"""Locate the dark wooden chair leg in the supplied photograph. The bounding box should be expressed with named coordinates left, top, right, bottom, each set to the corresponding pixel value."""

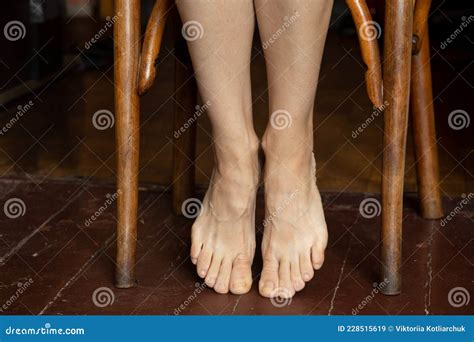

left=114, top=0, right=141, bottom=288
left=380, top=0, right=414, bottom=295
left=410, top=23, right=444, bottom=219
left=172, top=37, right=197, bottom=215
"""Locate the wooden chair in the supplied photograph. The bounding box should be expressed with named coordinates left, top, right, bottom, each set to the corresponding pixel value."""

left=113, top=0, right=443, bottom=295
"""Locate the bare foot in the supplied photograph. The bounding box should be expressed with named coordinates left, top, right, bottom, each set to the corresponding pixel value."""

left=191, top=142, right=259, bottom=294
left=259, top=152, right=327, bottom=298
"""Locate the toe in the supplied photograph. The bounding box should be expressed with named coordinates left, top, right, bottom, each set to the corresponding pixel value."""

left=259, top=256, right=279, bottom=297
left=214, top=258, right=232, bottom=294
left=190, top=241, right=203, bottom=265
left=205, top=255, right=222, bottom=288
left=229, top=254, right=252, bottom=295
left=299, top=252, right=314, bottom=282
left=311, top=245, right=325, bottom=270
left=278, top=260, right=295, bottom=298
left=196, top=247, right=212, bottom=278
left=291, top=260, right=305, bottom=292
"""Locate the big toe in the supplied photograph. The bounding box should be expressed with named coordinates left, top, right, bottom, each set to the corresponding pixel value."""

left=229, top=254, right=252, bottom=294
left=259, top=257, right=279, bottom=298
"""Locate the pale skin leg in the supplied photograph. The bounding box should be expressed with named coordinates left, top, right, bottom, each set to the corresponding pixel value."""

left=176, top=0, right=259, bottom=294
left=255, top=0, right=333, bottom=298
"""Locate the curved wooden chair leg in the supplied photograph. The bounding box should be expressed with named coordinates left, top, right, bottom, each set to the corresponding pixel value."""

left=346, top=0, right=383, bottom=108
left=380, top=0, right=414, bottom=295
left=138, top=0, right=172, bottom=95
left=412, top=0, right=432, bottom=54
left=114, top=0, right=141, bottom=288
left=172, top=36, right=197, bottom=215
left=410, top=23, right=444, bottom=219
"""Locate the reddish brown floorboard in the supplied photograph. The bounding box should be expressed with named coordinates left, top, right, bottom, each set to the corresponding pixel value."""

left=0, top=178, right=472, bottom=315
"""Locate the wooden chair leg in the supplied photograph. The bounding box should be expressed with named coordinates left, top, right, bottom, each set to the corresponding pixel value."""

left=114, top=0, right=141, bottom=288
left=410, top=24, right=444, bottom=219
left=380, top=0, right=414, bottom=295
left=172, top=37, right=197, bottom=215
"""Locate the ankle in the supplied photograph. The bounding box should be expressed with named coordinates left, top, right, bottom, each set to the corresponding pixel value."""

left=213, top=135, right=260, bottom=186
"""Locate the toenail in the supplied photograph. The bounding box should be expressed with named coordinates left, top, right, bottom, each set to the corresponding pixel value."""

left=191, top=258, right=197, bottom=264
left=303, top=273, right=311, bottom=281
left=216, top=283, right=226, bottom=292
left=232, top=281, right=247, bottom=289
left=199, top=270, right=206, bottom=277
left=263, top=281, right=274, bottom=290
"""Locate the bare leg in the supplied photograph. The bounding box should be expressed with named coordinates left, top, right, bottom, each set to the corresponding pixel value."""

left=176, top=0, right=258, bottom=294
left=255, top=0, right=333, bottom=298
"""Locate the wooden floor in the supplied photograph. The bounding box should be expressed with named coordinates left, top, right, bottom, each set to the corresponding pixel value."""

left=0, top=178, right=472, bottom=315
